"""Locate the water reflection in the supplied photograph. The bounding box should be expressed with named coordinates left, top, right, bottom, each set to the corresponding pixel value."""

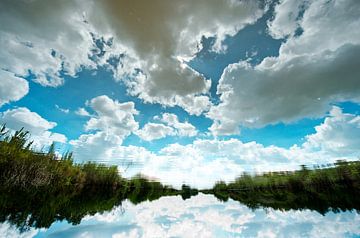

left=211, top=186, right=360, bottom=215
left=2, top=194, right=359, bottom=238
left=1, top=193, right=360, bottom=238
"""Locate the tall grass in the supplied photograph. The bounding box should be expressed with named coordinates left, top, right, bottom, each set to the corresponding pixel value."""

left=0, top=125, right=197, bottom=231
left=0, top=125, right=122, bottom=195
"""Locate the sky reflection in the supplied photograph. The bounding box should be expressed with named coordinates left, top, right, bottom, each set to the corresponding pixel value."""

left=2, top=194, right=358, bottom=238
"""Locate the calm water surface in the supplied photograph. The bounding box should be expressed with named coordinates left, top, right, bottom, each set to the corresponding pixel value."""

left=1, top=194, right=359, bottom=238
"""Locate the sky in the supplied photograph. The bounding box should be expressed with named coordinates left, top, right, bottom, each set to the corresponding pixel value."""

left=1, top=0, right=360, bottom=188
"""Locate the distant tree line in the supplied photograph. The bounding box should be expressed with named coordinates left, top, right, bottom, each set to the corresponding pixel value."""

left=209, top=159, right=360, bottom=214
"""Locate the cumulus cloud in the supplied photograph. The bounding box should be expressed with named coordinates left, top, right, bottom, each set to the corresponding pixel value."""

left=0, top=0, right=135, bottom=88
left=70, top=95, right=141, bottom=162
left=86, top=0, right=265, bottom=114
left=0, top=0, right=95, bottom=86
left=267, top=0, right=307, bottom=39
left=0, top=0, right=267, bottom=114
left=136, top=113, right=197, bottom=141
left=304, top=106, right=360, bottom=155
left=0, top=70, right=29, bottom=107
left=75, top=107, right=91, bottom=117
left=160, top=113, right=198, bottom=137
left=97, top=0, right=264, bottom=57
left=0, top=107, right=67, bottom=148
left=208, top=0, right=360, bottom=135
left=1, top=108, right=55, bottom=133
left=209, top=119, right=240, bottom=137
left=84, top=95, right=139, bottom=141
left=135, top=123, right=175, bottom=141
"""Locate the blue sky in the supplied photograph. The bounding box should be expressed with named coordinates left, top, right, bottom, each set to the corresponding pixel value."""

left=1, top=0, right=360, bottom=187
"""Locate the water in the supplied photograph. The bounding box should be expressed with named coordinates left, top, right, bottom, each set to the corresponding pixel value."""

left=1, top=194, right=359, bottom=238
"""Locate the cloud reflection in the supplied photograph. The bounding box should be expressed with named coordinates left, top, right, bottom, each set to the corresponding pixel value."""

left=24, top=194, right=360, bottom=238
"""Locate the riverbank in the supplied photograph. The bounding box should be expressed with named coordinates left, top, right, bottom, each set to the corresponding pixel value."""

left=208, top=160, right=360, bottom=214
left=1, top=125, right=359, bottom=231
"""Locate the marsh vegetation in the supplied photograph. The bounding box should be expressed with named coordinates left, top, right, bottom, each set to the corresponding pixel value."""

left=0, top=126, right=197, bottom=231
left=0, top=125, right=359, bottom=232
left=210, top=160, right=360, bottom=214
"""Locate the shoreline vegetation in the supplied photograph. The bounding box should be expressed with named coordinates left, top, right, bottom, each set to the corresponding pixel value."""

left=0, top=125, right=359, bottom=231
left=208, top=160, right=360, bottom=215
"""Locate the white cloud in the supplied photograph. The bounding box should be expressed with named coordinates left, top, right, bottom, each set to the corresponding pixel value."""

left=75, top=107, right=91, bottom=117
left=0, top=107, right=67, bottom=148
left=135, top=123, right=175, bottom=141
left=70, top=95, right=142, bottom=163
left=55, top=104, right=69, bottom=114
left=0, top=0, right=136, bottom=89
left=69, top=131, right=154, bottom=173
left=208, top=0, right=360, bottom=135
left=275, top=0, right=360, bottom=56
left=112, top=230, right=140, bottom=238
left=171, top=94, right=212, bottom=116
left=120, top=59, right=212, bottom=115
left=160, top=113, right=197, bottom=137
left=1, top=107, right=55, bottom=134
left=0, top=70, right=29, bottom=107
left=84, top=95, right=139, bottom=141
left=267, top=0, right=307, bottom=39
left=138, top=139, right=296, bottom=188
left=0, top=0, right=98, bottom=87
left=136, top=113, right=198, bottom=141
left=304, top=106, right=360, bottom=155
left=209, top=119, right=240, bottom=137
